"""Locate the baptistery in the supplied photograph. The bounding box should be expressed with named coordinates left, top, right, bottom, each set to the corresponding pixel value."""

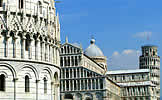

left=0, top=0, right=60, bottom=100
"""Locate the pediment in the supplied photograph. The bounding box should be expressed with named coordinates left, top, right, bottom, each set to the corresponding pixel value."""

left=61, top=43, right=82, bottom=54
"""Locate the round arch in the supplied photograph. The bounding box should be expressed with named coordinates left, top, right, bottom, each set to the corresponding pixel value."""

left=40, top=67, right=53, bottom=81
left=17, top=64, right=39, bottom=80
left=0, top=71, right=8, bottom=78
left=0, top=63, right=17, bottom=79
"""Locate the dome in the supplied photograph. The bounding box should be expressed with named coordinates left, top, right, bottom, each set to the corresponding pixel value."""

left=84, top=39, right=104, bottom=57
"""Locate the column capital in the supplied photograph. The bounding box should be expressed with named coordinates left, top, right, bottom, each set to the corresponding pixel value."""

left=36, top=80, right=40, bottom=83
left=13, top=78, right=18, bottom=82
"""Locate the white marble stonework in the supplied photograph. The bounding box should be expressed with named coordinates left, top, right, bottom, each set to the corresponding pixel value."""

left=0, top=0, right=61, bottom=100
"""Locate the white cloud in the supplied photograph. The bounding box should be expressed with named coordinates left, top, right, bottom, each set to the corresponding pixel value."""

left=112, top=51, right=119, bottom=56
left=133, top=32, right=152, bottom=39
left=122, top=49, right=134, bottom=55
left=108, top=49, right=141, bottom=70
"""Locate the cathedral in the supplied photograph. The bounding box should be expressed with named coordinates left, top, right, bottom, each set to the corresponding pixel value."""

left=0, top=0, right=61, bottom=100
left=60, top=38, right=160, bottom=100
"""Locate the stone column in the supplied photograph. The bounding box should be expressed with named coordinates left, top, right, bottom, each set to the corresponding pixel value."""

left=65, top=80, right=66, bottom=91
left=94, top=79, right=96, bottom=90
left=131, top=88, right=133, bottom=96
left=90, top=79, right=93, bottom=90
left=132, top=88, right=134, bottom=96
left=98, top=79, right=100, bottom=90
left=72, top=69, right=74, bottom=78
left=51, top=44, right=53, bottom=63
left=145, top=87, right=148, bottom=96
left=87, top=80, right=88, bottom=90
left=36, top=80, right=40, bottom=100
left=80, top=80, right=81, bottom=91
left=62, top=57, right=64, bottom=67
left=30, top=37, right=34, bottom=59
left=134, top=87, right=137, bottom=96
left=64, top=69, right=66, bottom=79
left=35, top=39, right=40, bottom=60
left=42, top=40, right=45, bottom=61
left=125, top=88, right=128, bottom=96
left=53, top=47, right=56, bottom=64
left=74, top=56, right=76, bottom=66
left=21, top=36, right=26, bottom=59
left=83, top=69, right=85, bottom=78
left=83, top=79, right=85, bottom=90
left=49, top=43, right=51, bottom=62
left=5, top=35, right=10, bottom=57
left=76, top=80, right=78, bottom=90
left=56, top=48, right=58, bottom=65
left=13, top=78, right=18, bottom=100
left=45, top=42, right=49, bottom=61
left=13, top=36, right=18, bottom=58
left=73, top=80, right=75, bottom=91
left=79, top=68, right=82, bottom=78
left=52, top=46, right=54, bottom=64
left=142, top=87, right=144, bottom=95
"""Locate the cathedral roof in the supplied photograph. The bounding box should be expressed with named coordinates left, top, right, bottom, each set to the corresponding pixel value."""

left=106, top=69, right=150, bottom=75
left=118, top=81, right=155, bottom=87
left=84, top=39, right=104, bottom=57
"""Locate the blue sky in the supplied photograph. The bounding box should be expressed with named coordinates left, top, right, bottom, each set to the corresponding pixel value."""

left=56, top=0, right=162, bottom=95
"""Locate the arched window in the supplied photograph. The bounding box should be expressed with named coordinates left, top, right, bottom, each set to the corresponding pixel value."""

left=0, top=0, right=3, bottom=7
left=19, top=0, right=24, bottom=9
left=44, top=77, right=47, bottom=93
left=0, top=74, right=5, bottom=91
left=25, top=75, right=30, bottom=92
left=38, top=1, right=42, bottom=14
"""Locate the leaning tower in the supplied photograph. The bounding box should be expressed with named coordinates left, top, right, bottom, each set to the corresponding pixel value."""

left=139, top=45, right=160, bottom=99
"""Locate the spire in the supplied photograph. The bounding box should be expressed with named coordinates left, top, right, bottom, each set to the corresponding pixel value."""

left=66, top=36, right=68, bottom=43
left=80, top=43, right=83, bottom=49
